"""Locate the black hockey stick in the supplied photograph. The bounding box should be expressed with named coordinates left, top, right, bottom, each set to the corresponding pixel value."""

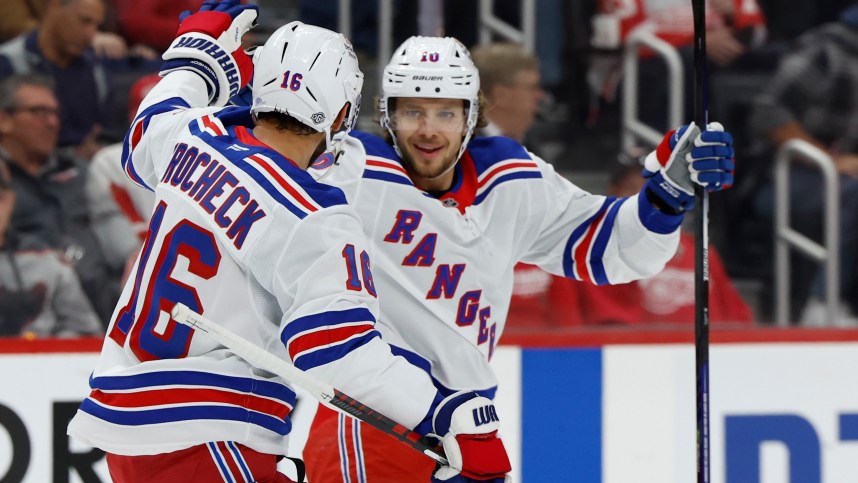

left=691, top=0, right=711, bottom=482
left=170, top=303, right=448, bottom=466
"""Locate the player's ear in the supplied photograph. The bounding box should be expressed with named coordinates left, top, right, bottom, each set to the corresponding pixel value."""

left=331, top=103, right=350, bottom=131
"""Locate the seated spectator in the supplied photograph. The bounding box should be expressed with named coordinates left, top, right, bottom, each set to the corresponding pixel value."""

left=748, top=2, right=858, bottom=326
left=0, top=159, right=102, bottom=338
left=0, top=74, right=134, bottom=325
left=574, top=164, right=754, bottom=326
left=591, top=0, right=768, bottom=131
left=471, top=42, right=545, bottom=144
left=0, top=0, right=113, bottom=160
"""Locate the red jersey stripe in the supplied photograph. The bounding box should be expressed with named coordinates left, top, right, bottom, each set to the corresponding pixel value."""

left=202, top=115, right=225, bottom=136
left=248, top=154, right=318, bottom=212
left=477, top=161, right=539, bottom=189
left=574, top=208, right=609, bottom=283
left=287, top=324, right=375, bottom=360
left=88, top=388, right=292, bottom=419
left=367, top=158, right=408, bottom=175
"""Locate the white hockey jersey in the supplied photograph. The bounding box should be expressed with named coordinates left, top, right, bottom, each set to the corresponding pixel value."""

left=67, top=72, right=438, bottom=456
left=313, top=131, right=682, bottom=397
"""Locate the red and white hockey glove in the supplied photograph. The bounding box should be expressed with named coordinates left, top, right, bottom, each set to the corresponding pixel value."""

left=161, top=0, right=258, bottom=106
left=643, top=121, right=735, bottom=213
left=431, top=391, right=511, bottom=483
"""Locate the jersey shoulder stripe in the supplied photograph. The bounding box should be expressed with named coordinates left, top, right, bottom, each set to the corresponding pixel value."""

left=467, top=137, right=542, bottom=205
left=364, top=157, right=413, bottom=186
left=187, top=120, right=348, bottom=219
left=352, top=130, right=397, bottom=158
left=123, top=96, right=192, bottom=191
left=351, top=131, right=415, bottom=186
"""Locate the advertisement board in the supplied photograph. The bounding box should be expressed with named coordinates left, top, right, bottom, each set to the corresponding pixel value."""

left=2, top=331, right=857, bottom=482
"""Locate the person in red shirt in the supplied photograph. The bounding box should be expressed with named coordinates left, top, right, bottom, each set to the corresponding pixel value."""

left=507, top=262, right=583, bottom=328
left=112, top=0, right=206, bottom=52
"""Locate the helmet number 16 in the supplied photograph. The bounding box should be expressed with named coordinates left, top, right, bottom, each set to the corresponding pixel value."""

left=281, top=71, right=303, bottom=91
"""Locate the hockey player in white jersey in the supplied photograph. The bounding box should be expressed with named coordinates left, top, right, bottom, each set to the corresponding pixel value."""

left=67, top=3, right=511, bottom=482
left=303, top=36, right=736, bottom=482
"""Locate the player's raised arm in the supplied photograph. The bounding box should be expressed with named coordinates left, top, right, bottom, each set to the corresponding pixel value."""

left=520, top=122, right=734, bottom=285
left=119, top=0, right=258, bottom=191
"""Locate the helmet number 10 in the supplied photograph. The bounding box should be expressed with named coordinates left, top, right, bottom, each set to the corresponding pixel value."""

left=281, top=71, right=303, bottom=91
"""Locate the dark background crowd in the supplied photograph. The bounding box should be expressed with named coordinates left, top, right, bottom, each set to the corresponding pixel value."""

left=1, top=0, right=856, bottom=338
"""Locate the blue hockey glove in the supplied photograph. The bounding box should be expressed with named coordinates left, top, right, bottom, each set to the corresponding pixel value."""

left=431, top=391, right=511, bottom=483
left=161, top=0, right=258, bottom=106
left=643, top=121, right=735, bottom=213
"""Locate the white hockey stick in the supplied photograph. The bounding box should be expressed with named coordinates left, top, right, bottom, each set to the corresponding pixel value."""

left=170, top=303, right=448, bottom=466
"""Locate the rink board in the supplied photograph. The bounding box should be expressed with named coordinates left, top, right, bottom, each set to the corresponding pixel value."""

left=1, top=331, right=858, bottom=482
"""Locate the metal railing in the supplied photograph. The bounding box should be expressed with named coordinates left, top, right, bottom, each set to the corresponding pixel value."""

left=621, top=29, right=684, bottom=153
left=774, top=140, right=840, bottom=327
left=478, top=0, right=536, bottom=51
left=336, top=0, right=536, bottom=78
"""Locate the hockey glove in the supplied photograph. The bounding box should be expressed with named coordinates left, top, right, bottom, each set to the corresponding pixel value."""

left=643, top=121, right=735, bottom=213
left=161, top=0, right=258, bottom=106
left=431, top=391, right=511, bottom=483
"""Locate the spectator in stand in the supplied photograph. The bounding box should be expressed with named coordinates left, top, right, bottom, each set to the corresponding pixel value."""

left=111, top=0, right=206, bottom=53
left=0, top=159, right=102, bottom=338
left=748, top=2, right=858, bottom=326
left=0, top=0, right=114, bottom=161
left=573, top=164, right=754, bottom=326
left=471, top=42, right=545, bottom=145
left=591, top=0, right=767, bottom=131
left=0, top=74, right=133, bottom=325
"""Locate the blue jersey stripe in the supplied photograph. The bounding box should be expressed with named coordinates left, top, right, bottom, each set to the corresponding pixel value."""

left=89, top=370, right=296, bottom=405
left=226, top=441, right=254, bottom=482
left=281, top=308, right=376, bottom=346
left=466, top=136, right=532, bottom=176
left=230, top=156, right=311, bottom=219
left=473, top=171, right=542, bottom=205
left=388, top=344, right=496, bottom=399
left=208, top=443, right=235, bottom=483
left=590, top=197, right=629, bottom=285
left=184, top=121, right=346, bottom=217
left=352, top=131, right=398, bottom=158
left=292, top=331, right=380, bottom=371
left=79, top=399, right=292, bottom=435
left=562, top=197, right=614, bottom=280
left=123, top=97, right=191, bottom=191
left=363, top=169, right=413, bottom=186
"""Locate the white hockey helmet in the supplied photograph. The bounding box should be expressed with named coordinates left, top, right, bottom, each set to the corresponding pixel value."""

left=251, top=21, right=364, bottom=147
left=379, top=36, right=480, bottom=160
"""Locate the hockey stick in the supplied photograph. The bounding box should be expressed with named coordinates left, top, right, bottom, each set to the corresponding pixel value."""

left=169, top=303, right=448, bottom=466
left=690, top=0, right=711, bottom=482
